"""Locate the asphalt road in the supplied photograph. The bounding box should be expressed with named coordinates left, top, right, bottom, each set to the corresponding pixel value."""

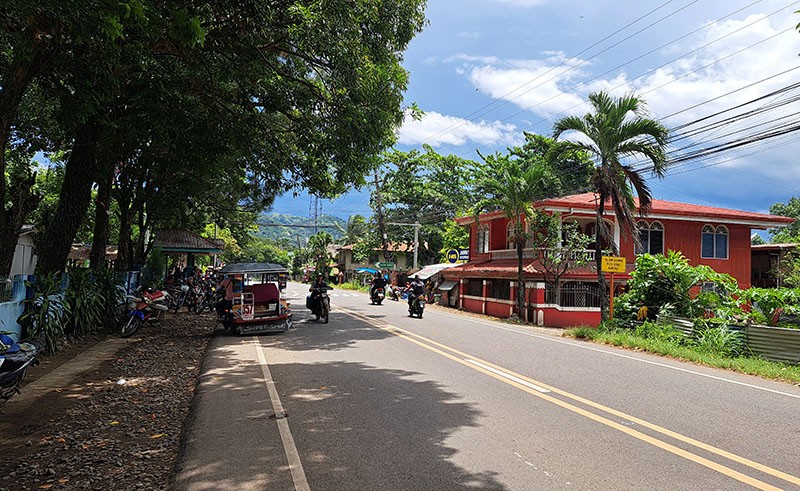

left=173, top=282, right=800, bottom=491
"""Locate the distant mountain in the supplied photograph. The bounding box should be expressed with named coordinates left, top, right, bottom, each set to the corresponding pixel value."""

left=255, top=212, right=346, bottom=245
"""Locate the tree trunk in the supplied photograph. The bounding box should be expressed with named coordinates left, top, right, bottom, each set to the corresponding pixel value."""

left=89, top=162, right=113, bottom=271
left=134, top=202, right=148, bottom=268
left=595, top=197, right=609, bottom=321
left=516, top=236, right=525, bottom=321
left=35, top=120, right=99, bottom=275
left=0, top=169, right=41, bottom=277
left=0, top=45, right=50, bottom=276
left=115, top=194, right=134, bottom=272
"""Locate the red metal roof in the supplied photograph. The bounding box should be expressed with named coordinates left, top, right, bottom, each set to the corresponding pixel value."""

left=457, top=192, right=794, bottom=228
left=537, top=192, right=794, bottom=227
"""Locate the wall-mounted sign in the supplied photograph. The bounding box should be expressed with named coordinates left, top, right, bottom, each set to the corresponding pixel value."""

left=446, top=249, right=459, bottom=263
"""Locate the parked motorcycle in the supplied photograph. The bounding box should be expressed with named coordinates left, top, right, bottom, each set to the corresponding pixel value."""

left=408, top=294, right=425, bottom=319
left=169, top=282, right=192, bottom=313
left=120, top=288, right=171, bottom=338
left=308, top=287, right=330, bottom=323
left=370, top=286, right=385, bottom=305
left=0, top=336, right=43, bottom=405
left=386, top=285, right=400, bottom=301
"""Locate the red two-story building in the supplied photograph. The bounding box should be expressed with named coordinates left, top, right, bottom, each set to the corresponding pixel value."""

left=441, top=192, right=794, bottom=328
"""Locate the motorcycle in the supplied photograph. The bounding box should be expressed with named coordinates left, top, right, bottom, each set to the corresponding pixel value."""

left=120, top=288, right=171, bottom=338
left=370, top=286, right=385, bottom=305
left=308, top=287, right=330, bottom=323
left=0, top=336, right=43, bottom=405
left=386, top=285, right=400, bottom=301
left=408, top=293, right=425, bottom=318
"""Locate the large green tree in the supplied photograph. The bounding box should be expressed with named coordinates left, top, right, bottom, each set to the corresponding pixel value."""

left=769, top=197, right=800, bottom=243
left=4, top=0, right=428, bottom=276
left=510, top=132, right=593, bottom=196
left=552, top=91, right=669, bottom=321
left=473, top=153, right=554, bottom=320
left=377, top=146, right=480, bottom=265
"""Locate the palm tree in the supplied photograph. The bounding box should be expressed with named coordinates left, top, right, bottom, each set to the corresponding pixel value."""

left=551, top=91, right=669, bottom=321
left=307, top=231, right=334, bottom=277
left=475, top=153, right=554, bottom=320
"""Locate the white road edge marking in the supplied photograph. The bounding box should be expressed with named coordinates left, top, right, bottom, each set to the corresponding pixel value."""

left=253, top=338, right=311, bottom=491
left=465, top=359, right=551, bottom=393
left=433, top=310, right=800, bottom=400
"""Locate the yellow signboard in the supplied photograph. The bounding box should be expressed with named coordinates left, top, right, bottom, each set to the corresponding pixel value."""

left=601, top=256, right=626, bottom=273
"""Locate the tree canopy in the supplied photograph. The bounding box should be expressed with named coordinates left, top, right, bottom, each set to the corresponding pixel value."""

left=1, top=0, right=428, bottom=276
left=552, top=91, right=670, bottom=321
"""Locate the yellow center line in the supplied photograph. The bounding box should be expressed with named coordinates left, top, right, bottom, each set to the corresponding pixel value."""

left=341, top=308, right=797, bottom=490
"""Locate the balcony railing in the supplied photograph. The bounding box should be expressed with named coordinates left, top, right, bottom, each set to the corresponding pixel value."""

left=490, top=248, right=596, bottom=262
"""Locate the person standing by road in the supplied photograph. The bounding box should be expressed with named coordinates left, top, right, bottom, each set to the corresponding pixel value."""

left=215, top=275, right=235, bottom=317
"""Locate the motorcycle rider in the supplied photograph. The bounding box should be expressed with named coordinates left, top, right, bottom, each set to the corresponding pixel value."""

left=369, top=272, right=387, bottom=301
left=406, top=275, right=425, bottom=310
left=307, top=274, right=330, bottom=312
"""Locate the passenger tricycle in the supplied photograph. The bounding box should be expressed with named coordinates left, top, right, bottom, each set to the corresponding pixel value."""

left=219, top=262, right=293, bottom=335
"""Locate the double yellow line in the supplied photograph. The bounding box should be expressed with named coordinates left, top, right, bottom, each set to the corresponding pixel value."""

left=342, top=307, right=799, bottom=490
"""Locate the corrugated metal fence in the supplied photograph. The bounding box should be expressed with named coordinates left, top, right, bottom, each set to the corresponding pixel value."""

left=659, top=315, right=800, bottom=364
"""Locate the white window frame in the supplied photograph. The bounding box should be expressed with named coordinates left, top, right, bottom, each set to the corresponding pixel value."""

left=635, top=220, right=664, bottom=255
left=701, top=224, right=729, bottom=259
left=477, top=224, right=490, bottom=254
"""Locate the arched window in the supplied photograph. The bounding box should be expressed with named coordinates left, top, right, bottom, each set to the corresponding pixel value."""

left=477, top=224, right=490, bottom=253
left=635, top=221, right=664, bottom=255
left=701, top=225, right=728, bottom=259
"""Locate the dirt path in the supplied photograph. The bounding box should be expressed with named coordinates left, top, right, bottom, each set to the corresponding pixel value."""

left=0, top=314, right=216, bottom=491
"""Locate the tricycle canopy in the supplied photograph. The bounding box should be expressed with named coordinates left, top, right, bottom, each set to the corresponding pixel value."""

left=220, top=262, right=287, bottom=275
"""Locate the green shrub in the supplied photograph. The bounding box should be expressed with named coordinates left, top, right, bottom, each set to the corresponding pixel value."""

left=634, top=320, right=686, bottom=345
left=691, top=324, right=746, bottom=358
left=18, top=273, right=70, bottom=355
left=614, top=251, right=743, bottom=322
left=740, top=287, right=800, bottom=326
left=64, top=267, right=106, bottom=337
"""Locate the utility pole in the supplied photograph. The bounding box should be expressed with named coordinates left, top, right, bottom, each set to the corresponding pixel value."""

left=310, top=195, right=320, bottom=234
left=387, top=222, right=420, bottom=269
left=372, top=169, right=389, bottom=257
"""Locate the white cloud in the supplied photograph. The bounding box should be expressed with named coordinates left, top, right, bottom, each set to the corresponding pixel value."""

left=397, top=111, right=519, bottom=147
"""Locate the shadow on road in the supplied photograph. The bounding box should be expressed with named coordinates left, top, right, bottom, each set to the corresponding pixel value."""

left=175, top=310, right=508, bottom=490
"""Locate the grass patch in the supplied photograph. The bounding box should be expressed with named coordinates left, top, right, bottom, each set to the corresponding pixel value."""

left=565, top=323, right=800, bottom=385
left=337, top=281, right=370, bottom=293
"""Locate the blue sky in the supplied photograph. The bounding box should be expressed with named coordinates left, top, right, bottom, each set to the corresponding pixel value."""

left=271, top=0, right=800, bottom=226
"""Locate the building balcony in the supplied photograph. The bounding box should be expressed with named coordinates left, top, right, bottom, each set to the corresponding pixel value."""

left=490, top=248, right=596, bottom=262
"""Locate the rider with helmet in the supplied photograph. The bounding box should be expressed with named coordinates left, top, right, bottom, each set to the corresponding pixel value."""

left=406, top=275, right=425, bottom=308
left=369, top=272, right=387, bottom=300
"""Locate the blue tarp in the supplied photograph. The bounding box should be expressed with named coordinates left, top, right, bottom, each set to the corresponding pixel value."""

left=355, top=267, right=379, bottom=274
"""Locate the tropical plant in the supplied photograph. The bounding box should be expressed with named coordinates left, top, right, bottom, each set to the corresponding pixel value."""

left=308, top=232, right=335, bottom=277
left=614, top=251, right=741, bottom=321
left=473, top=154, right=554, bottom=319
left=552, top=91, right=670, bottom=320
left=18, top=273, right=70, bottom=355
left=63, top=267, right=106, bottom=337
left=692, top=325, right=746, bottom=358
left=740, top=288, right=800, bottom=326
left=94, top=268, right=127, bottom=330
left=352, top=240, right=377, bottom=264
